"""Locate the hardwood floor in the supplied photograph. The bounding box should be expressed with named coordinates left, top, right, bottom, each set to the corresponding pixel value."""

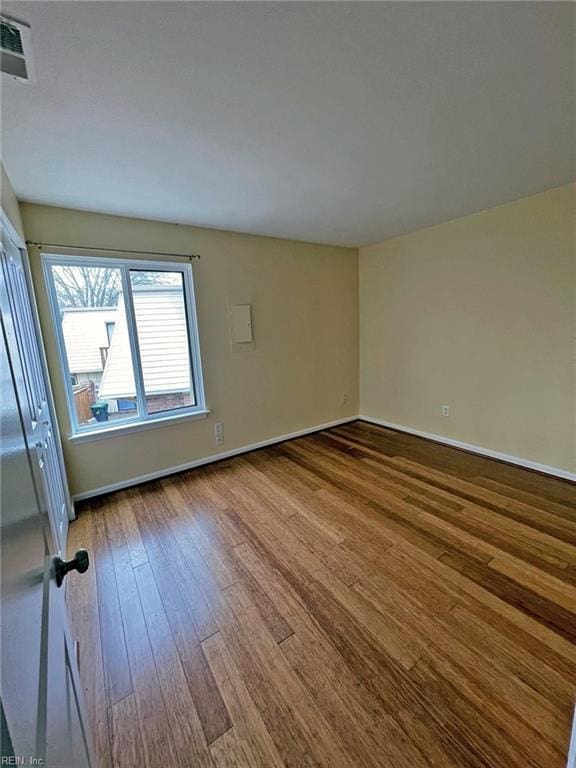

left=67, top=420, right=576, bottom=768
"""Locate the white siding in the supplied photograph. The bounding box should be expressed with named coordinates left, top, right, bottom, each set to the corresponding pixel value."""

left=98, top=287, right=191, bottom=399
left=134, top=289, right=191, bottom=394
left=97, top=294, right=135, bottom=398
left=62, top=308, right=117, bottom=374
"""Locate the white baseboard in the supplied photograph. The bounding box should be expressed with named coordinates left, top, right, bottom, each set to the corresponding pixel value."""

left=567, top=705, right=576, bottom=768
left=72, top=412, right=574, bottom=502
left=358, top=415, right=576, bottom=483
left=72, top=416, right=357, bottom=502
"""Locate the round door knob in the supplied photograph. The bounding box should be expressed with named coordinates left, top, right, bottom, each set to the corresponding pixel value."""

left=53, top=549, right=90, bottom=588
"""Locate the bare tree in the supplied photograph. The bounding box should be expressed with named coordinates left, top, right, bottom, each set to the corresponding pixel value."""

left=52, top=266, right=121, bottom=308
left=52, top=266, right=179, bottom=309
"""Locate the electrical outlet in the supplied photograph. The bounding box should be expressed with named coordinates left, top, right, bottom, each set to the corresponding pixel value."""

left=341, top=393, right=349, bottom=406
left=441, top=404, right=450, bottom=417
left=214, top=422, right=224, bottom=445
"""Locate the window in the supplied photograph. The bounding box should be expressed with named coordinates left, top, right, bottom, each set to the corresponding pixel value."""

left=43, top=255, right=206, bottom=436
left=105, top=321, right=115, bottom=345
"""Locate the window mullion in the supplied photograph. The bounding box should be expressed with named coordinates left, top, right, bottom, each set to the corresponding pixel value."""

left=120, top=266, right=147, bottom=419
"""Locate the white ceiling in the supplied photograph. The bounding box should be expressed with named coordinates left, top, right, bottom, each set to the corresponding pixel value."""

left=2, top=1, right=574, bottom=247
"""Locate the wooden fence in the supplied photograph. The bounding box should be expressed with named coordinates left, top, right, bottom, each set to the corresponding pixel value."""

left=73, top=383, right=94, bottom=424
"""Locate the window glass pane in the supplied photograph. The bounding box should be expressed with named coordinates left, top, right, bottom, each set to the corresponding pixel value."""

left=129, top=270, right=196, bottom=414
left=50, top=265, right=137, bottom=426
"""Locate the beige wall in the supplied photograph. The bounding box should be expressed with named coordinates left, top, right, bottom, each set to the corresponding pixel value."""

left=13, top=183, right=575, bottom=493
left=360, top=184, right=575, bottom=474
left=1, top=163, right=25, bottom=242
left=22, top=204, right=359, bottom=496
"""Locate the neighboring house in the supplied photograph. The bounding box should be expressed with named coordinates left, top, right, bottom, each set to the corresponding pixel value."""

left=98, top=285, right=194, bottom=414
left=63, top=286, right=193, bottom=422
left=62, top=306, right=117, bottom=388
left=61, top=306, right=118, bottom=422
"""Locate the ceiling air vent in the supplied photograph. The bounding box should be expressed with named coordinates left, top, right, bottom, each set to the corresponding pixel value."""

left=1, top=15, right=36, bottom=83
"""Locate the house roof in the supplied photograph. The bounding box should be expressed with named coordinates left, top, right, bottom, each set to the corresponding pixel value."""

left=62, top=307, right=117, bottom=374
left=98, top=286, right=192, bottom=400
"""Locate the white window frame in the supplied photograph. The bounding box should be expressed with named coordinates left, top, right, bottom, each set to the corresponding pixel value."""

left=42, top=253, right=207, bottom=439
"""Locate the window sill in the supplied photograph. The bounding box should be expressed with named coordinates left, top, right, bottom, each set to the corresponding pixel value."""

left=68, top=408, right=210, bottom=444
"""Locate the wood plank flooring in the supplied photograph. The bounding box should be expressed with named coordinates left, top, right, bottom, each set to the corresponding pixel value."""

left=67, top=420, right=576, bottom=768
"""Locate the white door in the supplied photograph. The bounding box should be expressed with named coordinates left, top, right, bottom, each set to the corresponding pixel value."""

left=1, top=224, right=94, bottom=767
left=1, top=231, right=70, bottom=551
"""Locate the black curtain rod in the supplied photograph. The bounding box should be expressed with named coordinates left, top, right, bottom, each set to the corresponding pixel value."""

left=25, top=241, right=201, bottom=260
